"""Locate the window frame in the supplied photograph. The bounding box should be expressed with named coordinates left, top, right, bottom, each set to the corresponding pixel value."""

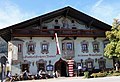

left=40, top=40, right=49, bottom=54
left=42, top=44, right=48, bottom=51
left=26, top=41, right=36, bottom=54
left=81, top=40, right=89, bottom=53
left=92, top=41, right=100, bottom=53
left=66, top=42, right=72, bottom=50
left=18, top=44, right=22, bottom=54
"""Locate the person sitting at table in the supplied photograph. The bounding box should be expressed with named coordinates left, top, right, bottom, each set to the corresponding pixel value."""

left=23, top=70, right=28, bottom=80
left=7, top=71, right=12, bottom=81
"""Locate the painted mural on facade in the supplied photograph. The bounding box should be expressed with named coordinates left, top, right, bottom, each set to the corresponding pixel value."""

left=0, top=7, right=113, bottom=77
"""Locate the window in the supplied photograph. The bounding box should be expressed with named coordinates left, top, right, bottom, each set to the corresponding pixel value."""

left=62, top=43, right=65, bottom=50
left=66, top=43, right=72, bottom=50
left=98, top=57, right=106, bottom=70
left=81, top=40, right=88, bottom=53
left=26, top=41, right=36, bottom=54
left=93, top=44, right=98, bottom=50
left=82, top=44, right=88, bottom=52
left=46, top=65, right=53, bottom=71
left=42, top=44, right=48, bottom=51
left=87, top=62, right=92, bottom=68
left=92, top=41, right=99, bottom=53
left=41, top=40, right=49, bottom=54
left=18, top=44, right=22, bottom=53
left=38, top=63, right=45, bottom=71
left=28, top=44, right=34, bottom=52
left=99, top=61, right=105, bottom=69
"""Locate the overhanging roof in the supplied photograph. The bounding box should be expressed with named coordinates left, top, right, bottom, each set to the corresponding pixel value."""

left=0, top=6, right=112, bottom=42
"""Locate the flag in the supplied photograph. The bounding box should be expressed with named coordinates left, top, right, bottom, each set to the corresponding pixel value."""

left=55, top=33, right=61, bottom=55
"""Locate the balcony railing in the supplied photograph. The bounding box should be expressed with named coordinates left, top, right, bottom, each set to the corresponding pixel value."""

left=12, top=29, right=106, bottom=37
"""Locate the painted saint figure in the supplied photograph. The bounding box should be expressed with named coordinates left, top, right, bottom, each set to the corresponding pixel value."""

left=62, top=17, right=69, bottom=28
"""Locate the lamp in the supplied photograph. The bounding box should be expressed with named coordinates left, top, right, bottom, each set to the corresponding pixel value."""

left=51, top=36, right=54, bottom=40
left=73, top=36, right=77, bottom=40
left=93, top=37, right=97, bottom=40
left=30, top=36, right=32, bottom=40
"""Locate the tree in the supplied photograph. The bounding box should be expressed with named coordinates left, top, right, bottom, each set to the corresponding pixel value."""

left=104, top=19, right=120, bottom=59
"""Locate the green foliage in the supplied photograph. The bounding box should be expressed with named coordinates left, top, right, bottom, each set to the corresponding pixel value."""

left=91, top=72, right=107, bottom=78
left=91, top=70, right=120, bottom=78
left=112, top=73, right=120, bottom=76
left=90, top=73, right=97, bottom=78
left=84, top=71, right=89, bottom=78
left=104, top=19, right=120, bottom=58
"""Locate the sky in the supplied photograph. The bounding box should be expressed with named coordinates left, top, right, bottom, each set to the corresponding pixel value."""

left=0, top=0, right=120, bottom=29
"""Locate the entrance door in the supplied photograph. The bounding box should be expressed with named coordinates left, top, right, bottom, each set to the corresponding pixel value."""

left=22, top=64, right=29, bottom=72
left=55, top=58, right=67, bottom=77
left=61, top=61, right=67, bottom=76
left=38, top=63, right=45, bottom=72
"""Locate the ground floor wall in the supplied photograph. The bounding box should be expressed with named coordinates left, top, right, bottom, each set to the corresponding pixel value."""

left=10, top=56, right=113, bottom=76
left=8, top=37, right=114, bottom=76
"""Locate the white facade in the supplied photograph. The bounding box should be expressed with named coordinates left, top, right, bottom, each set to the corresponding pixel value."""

left=8, top=36, right=113, bottom=75
left=5, top=8, right=113, bottom=76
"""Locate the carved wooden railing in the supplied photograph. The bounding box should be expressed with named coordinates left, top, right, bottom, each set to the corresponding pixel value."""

left=12, top=29, right=105, bottom=37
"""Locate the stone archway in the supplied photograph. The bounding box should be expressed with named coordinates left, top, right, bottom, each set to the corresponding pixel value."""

left=55, top=58, right=67, bottom=77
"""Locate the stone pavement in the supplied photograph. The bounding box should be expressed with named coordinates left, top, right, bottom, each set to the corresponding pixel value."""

left=14, top=76, right=120, bottom=82
left=1, top=76, right=120, bottom=82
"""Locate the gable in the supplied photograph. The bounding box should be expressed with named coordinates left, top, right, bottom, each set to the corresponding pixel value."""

left=23, top=15, right=105, bottom=30
left=2, top=6, right=111, bottom=30
left=0, top=6, right=112, bottom=42
left=40, top=16, right=101, bottom=30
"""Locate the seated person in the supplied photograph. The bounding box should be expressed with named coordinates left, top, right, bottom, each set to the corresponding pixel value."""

left=23, top=70, right=28, bottom=80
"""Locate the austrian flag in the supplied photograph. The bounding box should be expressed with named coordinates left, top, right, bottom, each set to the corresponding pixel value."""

left=55, top=33, right=61, bottom=55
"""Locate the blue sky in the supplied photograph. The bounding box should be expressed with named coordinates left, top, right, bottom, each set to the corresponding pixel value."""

left=0, top=0, right=120, bottom=29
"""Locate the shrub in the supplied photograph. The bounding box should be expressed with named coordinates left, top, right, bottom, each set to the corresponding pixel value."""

left=112, top=73, right=120, bottom=76
left=97, top=72, right=106, bottom=77
left=113, top=70, right=120, bottom=73
left=109, top=70, right=113, bottom=74
left=91, top=73, right=97, bottom=78
left=84, top=71, right=89, bottom=78
left=91, top=72, right=107, bottom=78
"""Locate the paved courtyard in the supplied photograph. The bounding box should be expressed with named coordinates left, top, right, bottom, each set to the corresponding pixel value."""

left=15, top=76, right=120, bottom=82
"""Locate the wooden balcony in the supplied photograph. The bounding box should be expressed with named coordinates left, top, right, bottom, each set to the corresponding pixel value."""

left=12, top=29, right=106, bottom=37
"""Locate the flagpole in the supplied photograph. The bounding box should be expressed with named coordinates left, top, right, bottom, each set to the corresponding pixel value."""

left=55, top=33, right=61, bottom=55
